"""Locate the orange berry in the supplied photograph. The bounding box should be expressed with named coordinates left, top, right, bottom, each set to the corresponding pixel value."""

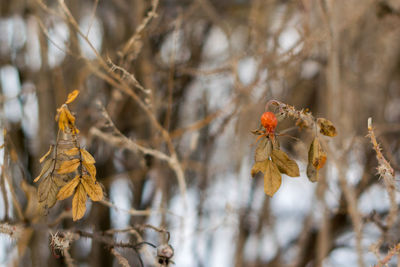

left=261, top=112, right=277, bottom=133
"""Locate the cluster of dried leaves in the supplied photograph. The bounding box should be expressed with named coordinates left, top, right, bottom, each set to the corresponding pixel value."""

left=252, top=101, right=337, bottom=197
left=34, top=90, right=103, bottom=221
left=251, top=137, right=300, bottom=196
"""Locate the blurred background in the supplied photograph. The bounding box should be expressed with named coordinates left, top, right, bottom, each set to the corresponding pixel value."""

left=1, top=0, right=400, bottom=266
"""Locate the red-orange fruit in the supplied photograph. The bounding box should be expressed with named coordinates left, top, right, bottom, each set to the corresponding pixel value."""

left=261, top=112, right=278, bottom=133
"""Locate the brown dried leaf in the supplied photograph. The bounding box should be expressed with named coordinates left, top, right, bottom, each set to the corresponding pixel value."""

left=271, top=149, right=300, bottom=177
left=72, top=184, right=87, bottom=221
left=37, top=173, right=65, bottom=210
left=39, top=145, right=54, bottom=163
left=255, top=139, right=272, bottom=162
left=81, top=149, right=95, bottom=164
left=65, top=90, right=79, bottom=104
left=309, top=137, right=327, bottom=170
left=317, top=118, right=337, bottom=137
left=306, top=163, right=318, bottom=182
left=83, top=162, right=96, bottom=180
left=34, top=159, right=54, bottom=183
left=64, top=147, right=79, bottom=156
left=81, top=176, right=103, bottom=201
left=57, top=159, right=80, bottom=174
left=57, top=175, right=80, bottom=200
left=263, top=160, right=282, bottom=197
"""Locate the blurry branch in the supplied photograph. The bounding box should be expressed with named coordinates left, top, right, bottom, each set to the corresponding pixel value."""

left=106, top=57, right=150, bottom=95
left=367, top=118, right=397, bottom=228
left=85, top=0, right=99, bottom=37
left=0, top=167, right=9, bottom=221
left=91, top=126, right=187, bottom=200
left=48, top=210, right=72, bottom=227
left=336, top=164, right=364, bottom=267
left=62, top=249, right=76, bottom=267
left=3, top=170, right=24, bottom=221
left=120, top=0, right=159, bottom=57
left=110, top=248, right=130, bottom=267
left=99, top=199, right=152, bottom=217
left=169, top=97, right=237, bottom=139
left=89, top=103, right=187, bottom=202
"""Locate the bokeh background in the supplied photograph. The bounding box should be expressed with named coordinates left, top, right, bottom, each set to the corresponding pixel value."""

left=1, top=0, right=400, bottom=266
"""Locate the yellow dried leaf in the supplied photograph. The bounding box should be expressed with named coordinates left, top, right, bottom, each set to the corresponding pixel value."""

left=271, top=149, right=300, bottom=177
left=57, top=159, right=80, bottom=174
left=57, top=106, right=76, bottom=132
left=251, top=161, right=266, bottom=177
left=81, top=149, right=96, bottom=164
left=34, top=159, right=54, bottom=182
left=72, top=184, right=87, bottom=221
left=254, top=139, right=272, bottom=162
left=308, top=137, right=327, bottom=170
left=40, top=145, right=53, bottom=163
left=263, top=160, right=282, bottom=197
left=317, top=118, right=337, bottom=137
left=83, top=162, right=96, bottom=180
left=81, top=176, right=103, bottom=201
left=64, top=147, right=79, bottom=156
left=65, top=90, right=80, bottom=104
left=57, top=176, right=80, bottom=200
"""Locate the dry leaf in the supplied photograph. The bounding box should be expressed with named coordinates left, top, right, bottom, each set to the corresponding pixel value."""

left=57, top=159, right=80, bottom=174
left=263, top=160, right=282, bottom=197
left=81, top=176, right=103, bottom=201
left=37, top=174, right=65, bottom=210
left=64, top=147, right=79, bottom=156
left=251, top=161, right=266, bottom=177
left=65, top=90, right=79, bottom=104
left=83, top=162, right=96, bottom=180
left=254, top=139, right=272, bottom=162
left=307, top=163, right=318, bottom=182
left=308, top=137, right=327, bottom=170
left=39, top=145, right=53, bottom=163
left=34, top=159, right=54, bottom=182
left=317, top=118, right=337, bottom=137
left=57, top=176, right=80, bottom=200
left=72, top=184, right=87, bottom=221
left=57, top=106, right=76, bottom=132
left=251, top=159, right=282, bottom=197
left=81, top=149, right=95, bottom=164
left=271, top=149, right=299, bottom=177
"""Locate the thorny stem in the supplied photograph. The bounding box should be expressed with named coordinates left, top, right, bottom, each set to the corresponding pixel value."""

left=367, top=118, right=397, bottom=229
